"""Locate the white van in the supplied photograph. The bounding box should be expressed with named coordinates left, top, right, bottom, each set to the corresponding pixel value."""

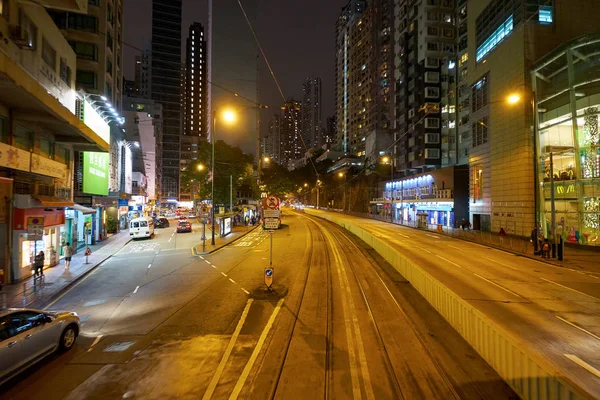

left=129, top=217, right=155, bottom=239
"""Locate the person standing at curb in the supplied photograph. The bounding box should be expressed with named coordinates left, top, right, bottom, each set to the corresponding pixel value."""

left=34, top=251, right=45, bottom=278
left=64, top=242, right=73, bottom=270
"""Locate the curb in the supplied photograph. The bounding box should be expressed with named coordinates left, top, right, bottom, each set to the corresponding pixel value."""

left=192, top=225, right=260, bottom=256
left=33, top=238, right=133, bottom=310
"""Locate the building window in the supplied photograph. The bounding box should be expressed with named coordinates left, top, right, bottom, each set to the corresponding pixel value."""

left=106, top=32, right=113, bottom=50
left=425, top=57, right=439, bottom=68
left=88, top=0, right=99, bottom=5
left=106, top=57, right=112, bottom=75
left=427, top=27, right=439, bottom=36
left=425, top=148, right=440, bottom=159
left=472, top=117, right=489, bottom=147
left=41, top=37, right=56, bottom=69
left=76, top=70, right=96, bottom=90
left=425, top=87, right=440, bottom=98
left=539, top=6, right=552, bottom=24
left=472, top=75, right=489, bottom=111
left=0, top=115, right=7, bottom=144
left=473, top=166, right=483, bottom=200
left=19, top=9, right=38, bottom=49
left=68, top=13, right=98, bottom=33
left=427, top=42, right=439, bottom=51
left=59, top=58, right=71, bottom=85
left=37, top=137, right=54, bottom=158
left=476, top=15, right=513, bottom=62
left=425, top=118, right=440, bottom=128
left=68, top=41, right=97, bottom=61
left=0, top=0, right=6, bottom=16
left=425, top=133, right=440, bottom=143
left=105, top=82, right=112, bottom=100
left=14, top=126, right=33, bottom=151
left=425, top=71, right=440, bottom=83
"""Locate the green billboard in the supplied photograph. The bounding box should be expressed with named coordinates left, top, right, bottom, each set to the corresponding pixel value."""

left=83, top=152, right=109, bottom=195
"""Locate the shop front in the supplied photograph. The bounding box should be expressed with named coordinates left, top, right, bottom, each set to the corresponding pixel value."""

left=12, top=206, right=68, bottom=281
left=65, top=204, right=97, bottom=250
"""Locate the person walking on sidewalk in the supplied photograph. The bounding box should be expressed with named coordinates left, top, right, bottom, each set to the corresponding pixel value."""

left=34, top=251, right=45, bottom=277
left=63, top=242, right=73, bottom=270
left=531, top=226, right=539, bottom=255
left=541, top=238, right=551, bottom=259
left=499, top=227, right=506, bottom=245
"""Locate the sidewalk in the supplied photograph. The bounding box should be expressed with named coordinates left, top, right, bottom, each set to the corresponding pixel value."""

left=336, top=209, right=600, bottom=276
left=0, top=230, right=133, bottom=310
left=193, top=223, right=259, bottom=255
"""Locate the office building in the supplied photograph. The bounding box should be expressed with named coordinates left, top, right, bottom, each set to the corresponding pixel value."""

left=324, top=116, right=337, bottom=145
left=208, top=0, right=259, bottom=157
left=151, top=0, right=182, bottom=200
left=182, top=23, right=208, bottom=162
left=123, top=79, right=137, bottom=97
left=263, top=115, right=281, bottom=164
left=134, top=44, right=152, bottom=99
left=280, top=100, right=302, bottom=170
left=465, top=0, right=600, bottom=235
left=302, top=77, right=323, bottom=149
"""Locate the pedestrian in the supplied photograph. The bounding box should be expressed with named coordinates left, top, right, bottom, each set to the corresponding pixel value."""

left=244, top=215, right=249, bottom=226
left=499, top=227, right=506, bottom=244
left=34, top=251, right=45, bottom=277
left=531, top=226, right=539, bottom=254
left=541, top=239, right=550, bottom=259
left=251, top=216, right=256, bottom=225
left=63, top=242, right=73, bottom=270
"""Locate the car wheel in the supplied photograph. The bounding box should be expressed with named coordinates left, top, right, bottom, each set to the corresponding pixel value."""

left=59, top=325, right=78, bottom=351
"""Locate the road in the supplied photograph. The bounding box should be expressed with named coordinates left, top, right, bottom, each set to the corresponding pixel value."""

left=305, top=208, right=600, bottom=398
left=0, top=213, right=515, bottom=399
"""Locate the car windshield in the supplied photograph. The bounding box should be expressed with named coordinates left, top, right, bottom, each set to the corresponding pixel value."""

left=131, top=222, right=139, bottom=228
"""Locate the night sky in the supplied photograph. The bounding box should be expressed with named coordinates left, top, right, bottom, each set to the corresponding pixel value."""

left=124, top=0, right=347, bottom=154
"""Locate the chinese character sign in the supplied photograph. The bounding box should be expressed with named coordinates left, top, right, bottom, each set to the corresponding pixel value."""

left=83, top=152, right=110, bottom=195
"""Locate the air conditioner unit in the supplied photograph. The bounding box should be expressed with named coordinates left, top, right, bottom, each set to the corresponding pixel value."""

left=9, top=26, right=32, bottom=49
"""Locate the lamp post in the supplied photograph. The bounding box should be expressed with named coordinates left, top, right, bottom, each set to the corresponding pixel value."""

left=338, top=172, right=346, bottom=211
left=211, top=108, right=235, bottom=245
left=382, top=155, right=393, bottom=221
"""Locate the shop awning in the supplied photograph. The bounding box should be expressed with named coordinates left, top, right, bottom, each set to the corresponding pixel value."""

left=69, top=204, right=96, bottom=215
left=32, top=195, right=74, bottom=208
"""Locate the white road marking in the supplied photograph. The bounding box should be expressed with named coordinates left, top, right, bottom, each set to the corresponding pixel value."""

left=228, top=278, right=236, bottom=284
left=564, top=354, right=600, bottom=378
left=436, top=255, right=464, bottom=269
left=556, top=315, right=600, bottom=342
left=87, top=334, right=104, bottom=352
left=448, top=245, right=462, bottom=250
left=398, top=233, right=410, bottom=238
left=541, top=277, right=600, bottom=301
left=205, top=260, right=211, bottom=264
left=229, top=298, right=285, bottom=400
left=199, top=256, right=204, bottom=259
left=473, top=273, right=523, bottom=298
left=147, top=264, right=152, bottom=269
left=133, top=286, right=140, bottom=294
left=168, top=237, right=172, bottom=243
left=416, top=246, right=433, bottom=254
left=241, top=288, right=250, bottom=295
left=482, top=256, right=519, bottom=271
left=211, top=265, right=217, bottom=269
left=202, top=299, right=254, bottom=400
left=221, top=272, right=227, bottom=277
left=425, top=234, right=441, bottom=239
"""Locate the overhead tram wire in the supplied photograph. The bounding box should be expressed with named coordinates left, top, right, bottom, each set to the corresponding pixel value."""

left=237, top=0, right=320, bottom=178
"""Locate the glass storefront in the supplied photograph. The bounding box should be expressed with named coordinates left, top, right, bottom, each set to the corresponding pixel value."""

left=19, top=226, right=63, bottom=270
left=533, top=32, right=600, bottom=246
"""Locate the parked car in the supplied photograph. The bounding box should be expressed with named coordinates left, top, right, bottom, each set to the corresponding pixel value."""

left=0, top=308, right=80, bottom=386
left=176, top=220, right=192, bottom=233
left=154, top=217, right=170, bottom=229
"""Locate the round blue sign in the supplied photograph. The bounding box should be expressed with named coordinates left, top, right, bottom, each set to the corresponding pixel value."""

left=265, top=269, right=273, bottom=277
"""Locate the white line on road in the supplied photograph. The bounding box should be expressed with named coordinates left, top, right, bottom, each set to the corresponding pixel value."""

left=473, top=273, right=523, bottom=298
left=202, top=299, right=254, bottom=400
left=199, top=256, right=204, bottom=259
left=211, top=265, right=217, bottom=269
left=147, top=264, right=152, bottom=269
left=425, top=234, right=441, bottom=239
left=221, top=272, right=227, bottom=277
left=87, top=334, right=103, bottom=353
left=556, top=315, right=600, bottom=342
left=133, top=286, right=140, bottom=294
left=564, top=354, right=600, bottom=378
left=541, top=277, right=600, bottom=301
left=229, top=298, right=284, bottom=400
left=241, top=288, right=250, bottom=295
left=168, top=237, right=172, bottom=243
left=397, top=233, right=410, bottom=238
left=228, top=278, right=236, bottom=284
left=436, top=255, right=464, bottom=269
left=204, top=259, right=211, bottom=264
left=416, top=246, right=433, bottom=254
left=448, top=245, right=462, bottom=250
left=482, top=256, right=519, bottom=271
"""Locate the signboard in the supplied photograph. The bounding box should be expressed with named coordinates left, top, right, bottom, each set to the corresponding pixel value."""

left=82, top=98, right=110, bottom=145
left=264, top=267, right=273, bottom=288
left=266, top=195, right=280, bottom=210
left=31, top=154, right=67, bottom=180
left=27, top=217, right=45, bottom=241
left=263, top=209, right=281, bottom=218
left=0, top=142, right=30, bottom=172
left=223, top=217, right=232, bottom=235
left=264, top=218, right=279, bottom=230
left=219, top=207, right=225, bottom=215
left=83, top=152, right=109, bottom=195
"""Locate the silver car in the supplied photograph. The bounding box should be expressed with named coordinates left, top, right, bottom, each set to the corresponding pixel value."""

left=0, top=308, right=80, bottom=385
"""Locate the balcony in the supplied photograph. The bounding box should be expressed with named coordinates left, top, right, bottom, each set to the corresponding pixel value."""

left=39, top=0, right=88, bottom=13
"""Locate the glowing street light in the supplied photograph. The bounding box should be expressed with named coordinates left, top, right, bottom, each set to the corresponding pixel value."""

left=507, top=93, right=521, bottom=104
left=382, top=155, right=391, bottom=163
left=338, top=172, right=344, bottom=178
left=197, top=164, right=206, bottom=171
left=222, top=109, right=237, bottom=124
left=304, top=183, right=308, bottom=187
left=263, top=156, right=271, bottom=163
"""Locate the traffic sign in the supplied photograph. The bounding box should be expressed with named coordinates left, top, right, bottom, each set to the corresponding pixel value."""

left=264, top=218, right=279, bottom=230
left=266, top=195, right=280, bottom=210
left=264, top=267, right=273, bottom=288
left=27, top=217, right=44, bottom=241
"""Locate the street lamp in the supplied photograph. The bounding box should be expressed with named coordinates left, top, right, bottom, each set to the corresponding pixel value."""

left=263, top=156, right=270, bottom=164
left=197, top=164, right=206, bottom=171
left=338, top=172, right=347, bottom=211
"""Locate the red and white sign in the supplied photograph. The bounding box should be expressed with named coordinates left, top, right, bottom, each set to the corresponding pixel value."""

left=266, top=195, right=280, bottom=210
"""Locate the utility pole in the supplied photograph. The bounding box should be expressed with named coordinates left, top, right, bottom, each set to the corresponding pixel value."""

left=230, top=175, right=233, bottom=213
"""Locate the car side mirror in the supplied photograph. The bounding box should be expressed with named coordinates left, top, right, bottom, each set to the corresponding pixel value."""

left=43, top=315, right=53, bottom=324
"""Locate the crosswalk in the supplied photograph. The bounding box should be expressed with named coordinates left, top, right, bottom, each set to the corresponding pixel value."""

left=233, top=229, right=268, bottom=247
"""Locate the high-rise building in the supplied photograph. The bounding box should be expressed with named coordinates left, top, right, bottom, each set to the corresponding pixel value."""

left=134, top=44, right=152, bottom=99
left=123, top=79, right=137, bottom=97
left=151, top=0, right=182, bottom=200
left=324, top=116, right=337, bottom=145
left=209, top=0, right=259, bottom=157
left=335, top=0, right=366, bottom=154
left=335, top=0, right=393, bottom=162
left=264, top=115, right=282, bottom=164
left=302, top=77, right=323, bottom=149
left=183, top=23, right=208, bottom=158
left=280, top=100, right=302, bottom=170
left=465, top=0, right=600, bottom=234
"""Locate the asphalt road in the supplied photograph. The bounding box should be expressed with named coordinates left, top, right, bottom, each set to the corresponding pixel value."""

left=0, top=213, right=516, bottom=399
left=305, top=208, right=600, bottom=398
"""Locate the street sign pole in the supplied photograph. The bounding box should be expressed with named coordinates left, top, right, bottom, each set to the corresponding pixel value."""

left=202, top=223, right=206, bottom=252
left=270, top=231, right=273, bottom=267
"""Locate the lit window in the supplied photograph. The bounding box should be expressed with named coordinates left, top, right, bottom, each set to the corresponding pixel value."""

left=539, top=6, right=552, bottom=24
left=448, top=61, right=456, bottom=69
left=476, top=15, right=513, bottom=62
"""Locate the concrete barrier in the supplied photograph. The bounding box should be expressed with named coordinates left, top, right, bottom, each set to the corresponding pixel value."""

left=305, top=209, right=590, bottom=400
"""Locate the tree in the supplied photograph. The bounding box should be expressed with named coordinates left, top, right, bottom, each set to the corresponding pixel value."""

left=181, top=140, right=255, bottom=207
